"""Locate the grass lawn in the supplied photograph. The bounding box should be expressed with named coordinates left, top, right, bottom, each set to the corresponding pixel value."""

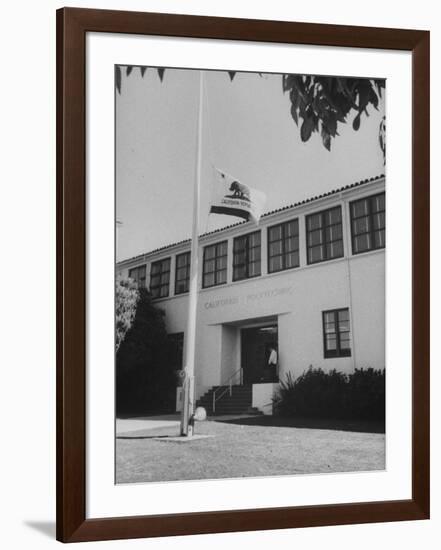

left=116, top=416, right=385, bottom=484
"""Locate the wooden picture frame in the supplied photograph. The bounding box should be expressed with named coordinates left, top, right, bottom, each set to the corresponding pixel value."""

left=56, top=7, right=430, bottom=542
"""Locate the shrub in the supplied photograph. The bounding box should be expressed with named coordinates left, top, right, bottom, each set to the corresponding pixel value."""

left=274, top=366, right=385, bottom=421
left=116, top=288, right=176, bottom=415
left=115, top=276, right=139, bottom=352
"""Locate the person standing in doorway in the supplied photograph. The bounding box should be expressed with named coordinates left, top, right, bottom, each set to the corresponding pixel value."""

left=267, top=344, right=278, bottom=382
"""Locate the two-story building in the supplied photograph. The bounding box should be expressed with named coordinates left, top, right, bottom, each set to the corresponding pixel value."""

left=116, top=175, right=385, bottom=414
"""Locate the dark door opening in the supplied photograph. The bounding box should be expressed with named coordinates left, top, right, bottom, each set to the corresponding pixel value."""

left=241, top=325, right=278, bottom=384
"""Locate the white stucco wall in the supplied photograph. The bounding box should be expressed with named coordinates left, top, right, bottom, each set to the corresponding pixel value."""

left=252, top=383, right=278, bottom=415
left=116, top=180, right=386, bottom=401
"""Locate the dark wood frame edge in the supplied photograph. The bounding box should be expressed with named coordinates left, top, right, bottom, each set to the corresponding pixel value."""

left=56, top=7, right=430, bottom=543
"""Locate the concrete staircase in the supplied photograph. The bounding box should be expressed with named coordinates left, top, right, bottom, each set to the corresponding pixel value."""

left=196, top=384, right=263, bottom=416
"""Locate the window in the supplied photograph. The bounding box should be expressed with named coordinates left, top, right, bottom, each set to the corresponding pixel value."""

left=128, top=265, right=146, bottom=288
left=175, top=252, right=190, bottom=295
left=350, top=192, right=385, bottom=254
left=306, top=206, right=344, bottom=264
left=202, top=241, right=228, bottom=288
left=322, top=308, right=351, bottom=358
left=233, top=231, right=261, bottom=281
left=150, top=257, right=171, bottom=298
left=268, top=219, right=299, bottom=273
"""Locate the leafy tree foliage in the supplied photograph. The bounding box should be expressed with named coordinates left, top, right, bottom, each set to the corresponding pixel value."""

left=282, top=75, right=385, bottom=151
left=115, top=66, right=385, bottom=158
left=115, top=276, right=138, bottom=352
left=116, top=288, right=176, bottom=415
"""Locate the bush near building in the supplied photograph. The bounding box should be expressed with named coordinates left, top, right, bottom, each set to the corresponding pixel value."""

left=115, top=276, right=139, bottom=352
left=274, top=367, right=385, bottom=422
left=116, top=287, right=176, bottom=415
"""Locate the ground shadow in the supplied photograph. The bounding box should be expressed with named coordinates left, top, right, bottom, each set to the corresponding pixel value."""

left=24, top=521, right=56, bottom=539
left=117, top=426, right=180, bottom=439
left=215, top=415, right=385, bottom=434
left=117, top=413, right=180, bottom=420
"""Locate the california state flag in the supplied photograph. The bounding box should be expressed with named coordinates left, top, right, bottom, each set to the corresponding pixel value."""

left=209, top=168, right=266, bottom=224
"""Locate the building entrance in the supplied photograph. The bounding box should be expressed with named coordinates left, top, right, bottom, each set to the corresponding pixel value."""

left=241, top=324, right=278, bottom=384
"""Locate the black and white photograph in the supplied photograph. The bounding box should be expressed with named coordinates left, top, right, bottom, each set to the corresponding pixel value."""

left=115, top=66, right=386, bottom=484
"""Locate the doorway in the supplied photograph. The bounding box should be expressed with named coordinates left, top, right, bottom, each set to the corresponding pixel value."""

left=241, top=324, right=278, bottom=384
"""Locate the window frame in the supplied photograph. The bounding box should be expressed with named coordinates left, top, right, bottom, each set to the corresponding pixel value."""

left=350, top=192, right=386, bottom=255
left=128, top=264, right=146, bottom=288
left=322, top=307, right=352, bottom=359
left=267, top=218, right=300, bottom=274
left=149, top=257, right=171, bottom=299
left=306, top=205, right=344, bottom=265
left=202, top=240, right=228, bottom=289
left=174, top=251, right=191, bottom=295
left=232, top=230, right=262, bottom=282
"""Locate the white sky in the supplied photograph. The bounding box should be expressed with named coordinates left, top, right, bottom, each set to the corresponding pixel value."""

left=116, top=68, right=385, bottom=262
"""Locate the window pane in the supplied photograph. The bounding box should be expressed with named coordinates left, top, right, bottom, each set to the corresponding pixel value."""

left=269, top=241, right=283, bottom=256
left=217, top=270, right=227, bottom=284
left=205, top=246, right=215, bottom=260
left=176, top=267, right=184, bottom=280
left=308, top=213, right=322, bottom=230
left=340, top=337, right=351, bottom=349
left=286, top=252, right=299, bottom=268
left=354, top=233, right=370, bottom=253
left=374, top=229, right=385, bottom=248
left=373, top=212, right=385, bottom=230
left=218, top=242, right=227, bottom=256
left=234, top=237, right=246, bottom=253
left=327, top=207, right=341, bottom=225
left=234, top=266, right=246, bottom=280
left=286, top=236, right=298, bottom=252
left=234, top=251, right=246, bottom=266
left=160, top=286, right=168, bottom=298
left=309, top=245, right=323, bottom=263
left=352, top=199, right=368, bottom=218
left=269, top=225, right=282, bottom=241
left=326, top=225, right=342, bottom=242
left=250, top=232, right=261, bottom=246
left=249, top=248, right=260, bottom=262
left=326, top=335, right=337, bottom=350
left=204, top=273, right=215, bottom=287
left=216, top=256, right=226, bottom=270
left=249, top=262, right=260, bottom=277
left=176, top=281, right=186, bottom=293
left=324, top=311, right=335, bottom=328
left=308, top=229, right=322, bottom=246
left=353, top=217, right=369, bottom=234
left=286, top=220, right=298, bottom=237
left=205, top=258, right=215, bottom=273
left=372, top=193, right=385, bottom=212
left=338, top=309, right=349, bottom=324
left=327, top=240, right=343, bottom=259
left=270, top=256, right=283, bottom=272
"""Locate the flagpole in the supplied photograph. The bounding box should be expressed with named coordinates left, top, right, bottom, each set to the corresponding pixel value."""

left=181, top=70, right=204, bottom=437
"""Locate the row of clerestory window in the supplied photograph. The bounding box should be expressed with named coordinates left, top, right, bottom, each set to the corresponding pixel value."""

left=128, top=192, right=385, bottom=298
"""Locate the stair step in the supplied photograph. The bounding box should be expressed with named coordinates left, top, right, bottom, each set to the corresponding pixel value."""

left=195, top=383, right=264, bottom=416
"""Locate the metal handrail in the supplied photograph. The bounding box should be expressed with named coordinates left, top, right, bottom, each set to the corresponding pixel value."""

left=212, top=367, right=243, bottom=414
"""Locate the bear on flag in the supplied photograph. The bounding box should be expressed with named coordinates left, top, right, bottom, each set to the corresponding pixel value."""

left=209, top=168, right=267, bottom=224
